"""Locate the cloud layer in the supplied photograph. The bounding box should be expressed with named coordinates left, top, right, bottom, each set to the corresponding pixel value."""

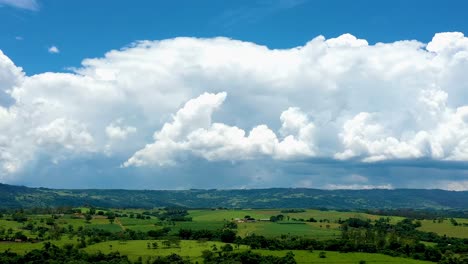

left=1, top=33, right=468, bottom=189
left=0, top=0, right=38, bottom=11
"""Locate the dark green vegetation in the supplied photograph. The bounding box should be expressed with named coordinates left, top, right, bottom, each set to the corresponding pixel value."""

left=1, top=183, right=467, bottom=210
left=0, top=206, right=467, bottom=263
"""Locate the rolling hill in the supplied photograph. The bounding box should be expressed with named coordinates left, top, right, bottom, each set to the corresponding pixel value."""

left=0, top=183, right=467, bottom=210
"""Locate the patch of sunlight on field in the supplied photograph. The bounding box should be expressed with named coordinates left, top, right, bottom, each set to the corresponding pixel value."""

left=237, top=222, right=340, bottom=239
left=0, top=236, right=78, bottom=254
left=287, top=210, right=405, bottom=224
left=86, top=223, right=123, bottom=232
left=189, top=209, right=406, bottom=225
left=85, top=240, right=248, bottom=262
left=173, top=221, right=225, bottom=231
left=0, top=219, right=23, bottom=229
left=118, top=217, right=155, bottom=226
left=189, top=209, right=276, bottom=221
left=417, top=219, right=468, bottom=238
left=0, top=241, right=43, bottom=253
left=254, top=250, right=434, bottom=264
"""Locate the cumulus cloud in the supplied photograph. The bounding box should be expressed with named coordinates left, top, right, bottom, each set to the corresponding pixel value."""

left=325, top=183, right=394, bottom=190
left=105, top=121, right=136, bottom=140
left=123, top=92, right=316, bottom=167
left=48, top=46, right=60, bottom=54
left=438, top=180, right=468, bottom=191
left=0, top=0, right=38, bottom=11
left=1, top=32, right=468, bottom=187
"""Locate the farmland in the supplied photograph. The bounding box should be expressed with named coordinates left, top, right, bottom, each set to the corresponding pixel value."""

left=0, top=207, right=467, bottom=263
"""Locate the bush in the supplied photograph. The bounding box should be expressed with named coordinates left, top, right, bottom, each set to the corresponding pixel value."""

left=319, top=251, right=327, bottom=258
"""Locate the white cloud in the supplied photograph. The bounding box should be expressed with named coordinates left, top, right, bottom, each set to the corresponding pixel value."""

left=105, top=121, right=136, bottom=140
left=48, top=46, right=60, bottom=54
left=123, top=92, right=316, bottom=167
left=437, top=180, right=468, bottom=191
left=325, top=184, right=393, bottom=190
left=1, top=32, right=468, bottom=180
left=0, top=0, right=38, bottom=11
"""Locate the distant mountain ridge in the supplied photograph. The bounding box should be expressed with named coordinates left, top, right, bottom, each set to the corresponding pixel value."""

left=0, top=183, right=467, bottom=210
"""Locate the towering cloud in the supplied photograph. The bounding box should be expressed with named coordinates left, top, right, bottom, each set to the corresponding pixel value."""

left=1, top=33, right=468, bottom=189
left=124, top=92, right=316, bottom=167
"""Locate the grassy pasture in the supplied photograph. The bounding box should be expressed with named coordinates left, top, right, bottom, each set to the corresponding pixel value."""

left=172, top=221, right=225, bottom=232
left=189, top=209, right=273, bottom=221
left=417, top=219, right=468, bottom=238
left=85, top=240, right=248, bottom=262
left=0, top=237, right=78, bottom=254
left=237, top=222, right=340, bottom=239
left=85, top=240, right=433, bottom=264
left=189, top=209, right=406, bottom=239
left=189, top=209, right=405, bottom=224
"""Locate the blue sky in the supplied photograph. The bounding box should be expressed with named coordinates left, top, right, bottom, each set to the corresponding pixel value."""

left=2, top=0, right=468, bottom=74
left=1, top=0, right=468, bottom=190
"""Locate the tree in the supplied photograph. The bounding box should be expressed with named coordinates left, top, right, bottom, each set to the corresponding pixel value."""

left=221, top=244, right=233, bottom=252
left=211, top=244, right=218, bottom=252
left=85, top=214, right=92, bottom=223
left=282, top=251, right=296, bottom=264
left=107, top=212, right=116, bottom=224
left=162, top=240, right=171, bottom=248
left=12, top=211, right=27, bottom=223
left=45, top=218, right=55, bottom=226
left=89, top=207, right=96, bottom=215
left=220, top=229, right=236, bottom=243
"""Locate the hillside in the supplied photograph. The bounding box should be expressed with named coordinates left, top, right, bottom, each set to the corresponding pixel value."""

left=0, top=183, right=467, bottom=210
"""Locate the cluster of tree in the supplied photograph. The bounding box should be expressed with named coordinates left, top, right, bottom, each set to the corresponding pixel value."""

left=447, top=218, right=468, bottom=227
left=138, top=253, right=191, bottom=264
left=280, top=209, right=306, bottom=213
left=340, top=218, right=468, bottom=263
left=269, top=214, right=285, bottom=222
left=1, top=207, right=81, bottom=216
left=0, top=242, right=132, bottom=264
left=230, top=218, right=467, bottom=263
left=365, top=208, right=468, bottom=219
left=153, top=207, right=192, bottom=222
left=177, top=228, right=237, bottom=243
left=202, top=249, right=296, bottom=264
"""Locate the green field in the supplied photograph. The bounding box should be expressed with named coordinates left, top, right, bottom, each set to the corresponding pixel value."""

left=189, top=209, right=406, bottom=239
left=84, top=240, right=433, bottom=264
left=237, top=222, right=340, bottom=239
left=85, top=240, right=247, bottom=262
left=417, top=219, right=468, bottom=238
left=189, top=209, right=405, bottom=224
left=1, top=208, right=467, bottom=263
left=0, top=237, right=78, bottom=254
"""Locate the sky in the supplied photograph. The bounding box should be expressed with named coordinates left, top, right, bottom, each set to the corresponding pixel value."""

left=1, top=0, right=468, bottom=190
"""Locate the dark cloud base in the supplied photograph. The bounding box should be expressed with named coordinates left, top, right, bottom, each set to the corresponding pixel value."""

left=8, top=154, right=467, bottom=190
